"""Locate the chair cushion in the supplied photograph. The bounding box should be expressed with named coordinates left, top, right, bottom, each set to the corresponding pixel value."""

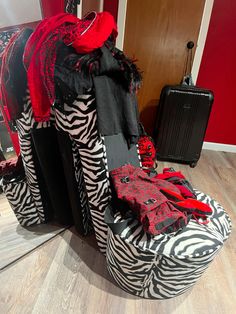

left=106, top=190, right=232, bottom=299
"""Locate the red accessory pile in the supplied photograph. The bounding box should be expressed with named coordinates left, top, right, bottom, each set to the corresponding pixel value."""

left=23, top=12, right=117, bottom=122
left=155, top=167, right=196, bottom=199
left=110, top=164, right=212, bottom=235
left=138, top=135, right=156, bottom=171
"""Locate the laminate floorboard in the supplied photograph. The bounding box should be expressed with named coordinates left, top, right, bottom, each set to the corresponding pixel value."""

left=0, top=150, right=235, bottom=314
left=0, top=193, right=66, bottom=270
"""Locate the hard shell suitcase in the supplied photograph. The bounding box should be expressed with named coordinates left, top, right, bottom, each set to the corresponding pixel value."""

left=154, top=84, right=214, bottom=167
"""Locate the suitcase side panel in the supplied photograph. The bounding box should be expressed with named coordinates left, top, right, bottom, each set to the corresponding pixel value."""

left=155, top=87, right=213, bottom=164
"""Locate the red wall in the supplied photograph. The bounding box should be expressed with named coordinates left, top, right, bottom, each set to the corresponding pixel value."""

left=40, top=0, right=64, bottom=18
left=197, top=0, right=236, bottom=145
left=103, top=0, right=119, bottom=22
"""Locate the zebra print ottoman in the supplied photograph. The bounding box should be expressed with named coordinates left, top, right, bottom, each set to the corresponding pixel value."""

left=106, top=191, right=232, bottom=299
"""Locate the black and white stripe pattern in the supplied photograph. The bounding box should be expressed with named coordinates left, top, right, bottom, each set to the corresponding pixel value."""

left=2, top=178, right=40, bottom=226
left=106, top=191, right=232, bottom=299
left=101, top=136, right=111, bottom=190
left=136, top=144, right=142, bottom=168
left=71, top=140, right=94, bottom=235
left=15, top=91, right=52, bottom=223
left=54, top=93, right=111, bottom=253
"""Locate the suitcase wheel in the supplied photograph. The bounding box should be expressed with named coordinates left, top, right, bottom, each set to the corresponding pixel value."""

left=190, top=162, right=197, bottom=168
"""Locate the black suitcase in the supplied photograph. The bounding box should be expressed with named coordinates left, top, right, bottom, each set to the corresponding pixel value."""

left=154, top=84, right=214, bottom=167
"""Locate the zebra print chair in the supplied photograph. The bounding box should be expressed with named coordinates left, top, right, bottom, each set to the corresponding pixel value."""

left=54, top=91, right=141, bottom=254
left=3, top=89, right=140, bottom=238
left=105, top=190, right=232, bottom=299
left=15, top=94, right=51, bottom=224
left=1, top=95, right=52, bottom=227
left=2, top=91, right=82, bottom=228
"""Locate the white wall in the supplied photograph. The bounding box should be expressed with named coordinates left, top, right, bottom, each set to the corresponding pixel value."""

left=0, top=0, right=42, bottom=29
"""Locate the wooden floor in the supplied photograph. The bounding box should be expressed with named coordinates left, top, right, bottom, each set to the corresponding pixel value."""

left=0, top=194, right=65, bottom=271
left=0, top=150, right=236, bottom=314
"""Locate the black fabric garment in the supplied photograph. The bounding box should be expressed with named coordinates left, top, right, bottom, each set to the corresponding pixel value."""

left=30, top=135, right=54, bottom=222
left=94, top=45, right=140, bottom=145
left=56, top=130, right=90, bottom=235
left=54, top=42, right=140, bottom=145
left=5, top=28, right=33, bottom=120
left=93, top=74, right=139, bottom=145
left=54, top=44, right=94, bottom=101
left=31, top=127, right=73, bottom=225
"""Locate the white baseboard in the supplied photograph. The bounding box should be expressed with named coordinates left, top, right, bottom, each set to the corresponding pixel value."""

left=203, top=141, right=236, bottom=153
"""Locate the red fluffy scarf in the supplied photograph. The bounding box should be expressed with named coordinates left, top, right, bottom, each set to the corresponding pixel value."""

left=23, top=12, right=117, bottom=122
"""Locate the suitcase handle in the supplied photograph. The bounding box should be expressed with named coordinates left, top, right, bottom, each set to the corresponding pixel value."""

left=182, top=41, right=195, bottom=86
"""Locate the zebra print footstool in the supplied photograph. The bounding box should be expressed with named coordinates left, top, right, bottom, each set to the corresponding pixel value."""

left=105, top=191, right=232, bottom=299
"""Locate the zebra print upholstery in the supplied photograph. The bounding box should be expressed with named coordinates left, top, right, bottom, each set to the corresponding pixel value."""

left=54, top=92, right=111, bottom=253
left=2, top=177, right=40, bottom=226
left=70, top=140, right=94, bottom=235
left=106, top=191, right=232, bottom=299
left=15, top=91, right=53, bottom=224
